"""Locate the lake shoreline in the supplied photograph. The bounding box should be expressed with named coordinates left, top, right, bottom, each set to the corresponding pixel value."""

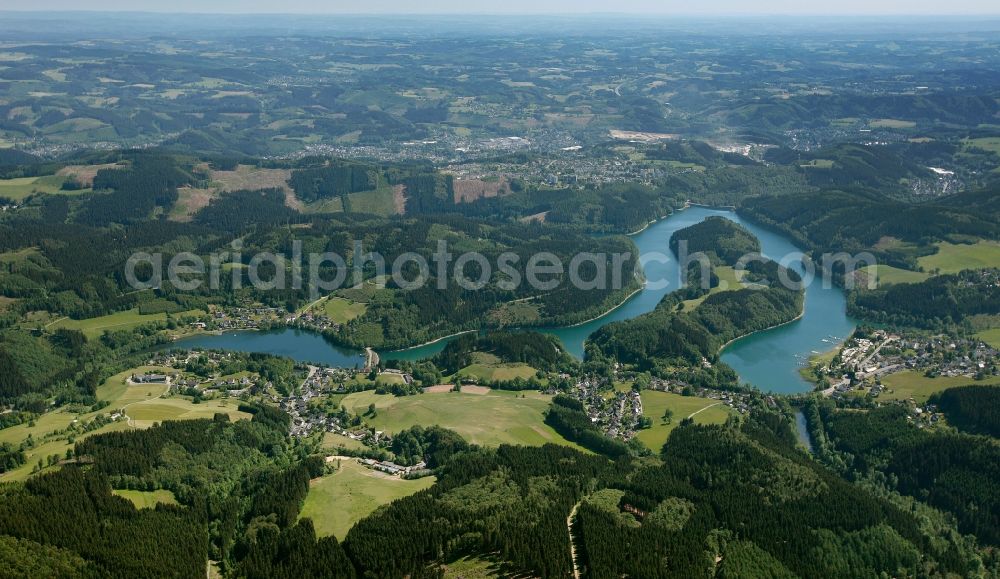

left=381, top=329, right=478, bottom=353
left=718, top=300, right=806, bottom=353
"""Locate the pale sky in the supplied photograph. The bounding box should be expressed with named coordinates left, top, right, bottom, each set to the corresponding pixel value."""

left=2, top=0, right=999, bottom=14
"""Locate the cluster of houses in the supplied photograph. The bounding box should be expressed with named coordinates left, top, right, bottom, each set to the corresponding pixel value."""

left=574, top=382, right=644, bottom=440
left=283, top=365, right=391, bottom=442
left=909, top=403, right=944, bottom=429
left=203, top=306, right=286, bottom=331
left=287, top=311, right=341, bottom=333
left=565, top=374, right=752, bottom=441
left=819, top=329, right=998, bottom=398
left=563, top=368, right=763, bottom=441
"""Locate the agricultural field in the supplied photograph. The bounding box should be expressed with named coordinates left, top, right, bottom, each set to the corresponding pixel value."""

left=339, top=389, right=581, bottom=448
left=860, top=264, right=930, bottom=286
left=869, top=119, right=916, bottom=129
left=799, top=159, right=835, bottom=169
left=321, top=432, right=368, bottom=452
left=964, top=136, right=1000, bottom=156
left=880, top=370, right=1000, bottom=403
left=112, top=489, right=179, bottom=509
left=0, top=365, right=250, bottom=481
left=976, top=328, right=1000, bottom=349
left=51, top=307, right=205, bottom=338
left=0, top=365, right=174, bottom=481
left=99, top=367, right=250, bottom=427
left=635, top=390, right=733, bottom=452
left=318, top=297, right=367, bottom=324
left=453, top=363, right=538, bottom=383
left=299, top=460, right=435, bottom=539
left=0, top=175, right=88, bottom=201
left=917, top=240, right=1000, bottom=274
left=125, top=398, right=250, bottom=428
left=451, top=353, right=539, bottom=383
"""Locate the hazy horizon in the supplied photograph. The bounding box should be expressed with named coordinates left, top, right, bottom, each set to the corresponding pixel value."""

left=4, top=1, right=1000, bottom=16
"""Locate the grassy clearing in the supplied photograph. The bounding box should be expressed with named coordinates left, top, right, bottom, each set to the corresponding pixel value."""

left=487, top=301, right=542, bottom=326
left=55, top=163, right=119, bottom=187
left=861, top=264, right=930, bottom=286
left=319, top=297, right=367, bottom=323
left=441, top=555, right=528, bottom=578
left=636, top=391, right=733, bottom=452
left=340, top=389, right=581, bottom=448
left=799, top=159, right=835, bottom=169
left=345, top=187, right=397, bottom=216
left=303, top=196, right=344, bottom=213
left=300, top=460, right=435, bottom=539
left=918, top=240, right=1000, bottom=273
left=52, top=308, right=204, bottom=338
left=113, top=489, right=178, bottom=509
left=211, top=165, right=292, bottom=193
left=880, top=370, right=1000, bottom=404
left=169, top=186, right=216, bottom=221
left=681, top=266, right=744, bottom=310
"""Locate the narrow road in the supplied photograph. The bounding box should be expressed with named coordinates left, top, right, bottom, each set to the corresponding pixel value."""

left=856, top=337, right=895, bottom=371
left=298, top=295, right=327, bottom=316
left=687, top=401, right=723, bottom=420
left=300, top=365, right=318, bottom=390
left=567, top=501, right=583, bottom=579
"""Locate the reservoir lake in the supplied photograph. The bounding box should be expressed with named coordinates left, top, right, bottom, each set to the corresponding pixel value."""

left=171, top=207, right=855, bottom=394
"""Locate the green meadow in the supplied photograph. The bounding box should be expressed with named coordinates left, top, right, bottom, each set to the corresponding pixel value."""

left=339, top=389, right=581, bottom=448
left=0, top=175, right=89, bottom=201
left=880, top=370, right=1000, bottom=404
left=320, top=297, right=367, bottom=323
left=299, top=460, right=435, bottom=539
left=51, top=307, right=204, bottom=338
left=635, top=390, right=733, bottom=452
left=918, top=240, right=1000, bottom=274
